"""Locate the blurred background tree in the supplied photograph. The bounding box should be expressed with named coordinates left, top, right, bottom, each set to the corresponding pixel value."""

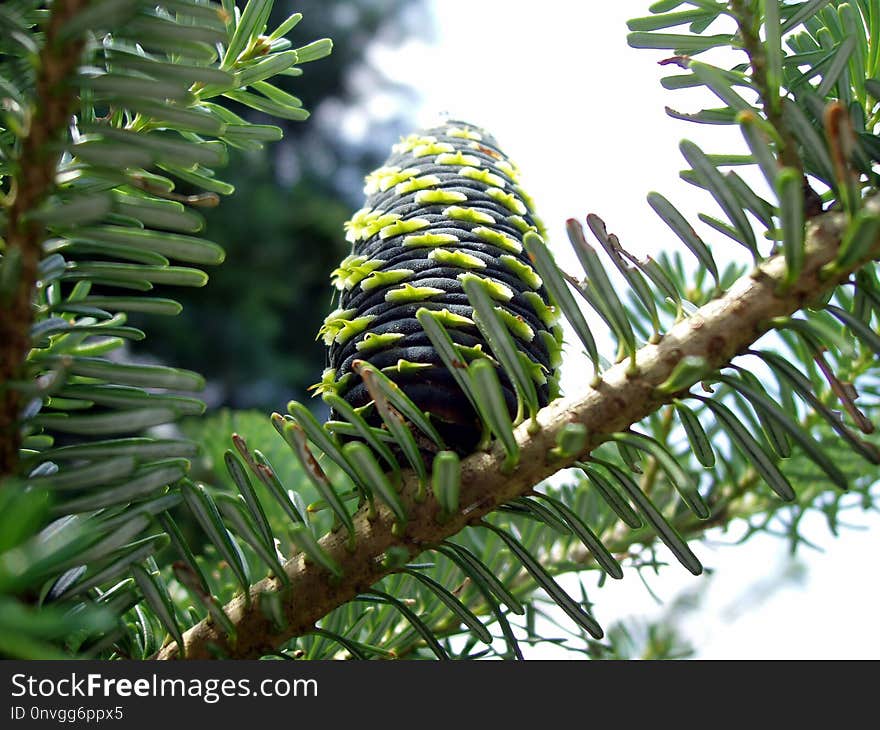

left=3, top=0, right=878, bottom=662
left=131, top=0, right=429, bottom=410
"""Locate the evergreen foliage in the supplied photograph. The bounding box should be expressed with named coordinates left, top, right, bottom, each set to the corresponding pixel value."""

left=132, top=0, right=423, bottom=410
left=1, top=0, right=878, bottom=660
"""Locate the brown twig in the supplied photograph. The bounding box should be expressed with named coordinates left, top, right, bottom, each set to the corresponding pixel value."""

left=731, top=0, right=804, bottom=173
left=157, top=196, right=880, bottom=659
left=0, top=0, right=90, bottom=479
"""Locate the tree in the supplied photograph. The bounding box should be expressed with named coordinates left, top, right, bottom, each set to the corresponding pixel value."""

left=129, top=0, right=427, bottom=410
left=0, top=0, right=878, bottom=660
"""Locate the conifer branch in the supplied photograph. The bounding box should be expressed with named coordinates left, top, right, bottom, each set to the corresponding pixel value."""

left=0, top=0, right=89, bottom=478
left=158, top=195, right=880, bottom=659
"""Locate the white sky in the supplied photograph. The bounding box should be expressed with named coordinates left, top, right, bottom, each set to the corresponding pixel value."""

left=362, top=2, right=880, bottom=658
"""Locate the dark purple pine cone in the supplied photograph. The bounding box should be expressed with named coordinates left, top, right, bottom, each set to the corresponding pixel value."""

left=316, top=120, right=563, bottom=453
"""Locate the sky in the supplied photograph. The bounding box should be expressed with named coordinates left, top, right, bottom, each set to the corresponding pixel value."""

left=356, top=2, right=880, bottom=658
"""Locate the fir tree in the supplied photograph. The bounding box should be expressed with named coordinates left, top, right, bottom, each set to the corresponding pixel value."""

left=0, top=0, right=878, bottom=659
